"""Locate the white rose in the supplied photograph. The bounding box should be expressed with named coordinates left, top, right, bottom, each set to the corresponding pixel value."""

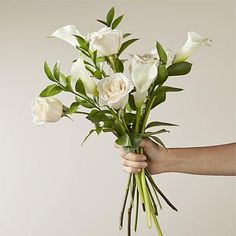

left=50, top=25, right=81, bottom=47
left=97, top=73, right=133, bottom=109
left=129, top=54, right=157, bottom=107
left=173, top=31, right=211, bottom=64
left=31, top=97, right=63, bottom=125
left=71, top=55, right=98, bottom=96
left=89, top=27, right=123, bottom=56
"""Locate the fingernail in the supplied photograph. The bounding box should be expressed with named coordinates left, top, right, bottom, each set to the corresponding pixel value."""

left=141, top=155, right=146, bottom=161
left=142, top=162, right=148, bottom=168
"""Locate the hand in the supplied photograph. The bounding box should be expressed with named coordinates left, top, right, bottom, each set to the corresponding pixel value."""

left=115, top=138, right=168, bottom=175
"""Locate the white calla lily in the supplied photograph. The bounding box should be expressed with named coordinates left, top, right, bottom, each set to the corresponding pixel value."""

left=130, top=54, right=157, bottom=107
left=173, top=31, right=211, bottom=64
left=50, top=25, right=81, bottom=47
left=71, top=56, right=98, bottom=96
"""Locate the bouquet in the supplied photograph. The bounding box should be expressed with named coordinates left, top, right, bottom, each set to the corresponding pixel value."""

left=32, top=7, right=210, bottom=236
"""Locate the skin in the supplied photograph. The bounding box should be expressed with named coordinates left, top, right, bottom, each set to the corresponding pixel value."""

left=115, top=139, right=236, bottom=176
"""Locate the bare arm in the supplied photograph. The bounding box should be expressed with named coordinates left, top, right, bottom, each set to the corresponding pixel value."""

left=117, top=139, right=236, bottom=176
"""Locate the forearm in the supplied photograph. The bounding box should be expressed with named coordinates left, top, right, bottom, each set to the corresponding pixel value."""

left=160, top=143, right=236, bottom=176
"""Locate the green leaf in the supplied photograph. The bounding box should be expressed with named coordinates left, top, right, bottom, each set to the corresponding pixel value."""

left=75, top=79, right=86, bottom=96
left=130, top=133, right=142, bottom=149
left=74, top=35, right=88, bottom=51
left=167, top=62, right=192, bottom=76
left=151, top=92, right=166, bottom=109
left=96, top=19, right=109, bottom=27
left=115, top=133, right=131, bottom=147
left=116, top=58, right=124, bottom=72
left=93, top=70, right=103, bottom=79
left=60, top=73, right=67, bottom=86
left=151, top=86, right=183, bottom=109
left=128, top=94, right=136, bottom=111
left=75, top=96, right=82, bottom=103
left=146, top=121, right=178, bottom=129
left=124, top=113, right=136, bottom=125
left=142, top=129, right=170, bottom=137
left=106, top=7, right=115, bottom=26
left=53, top=61, right=60, bottom=81
left=156, top=64, right=168, bottom=84
left=81, top=129, right=96, bottom=145
left=39, top=84, right=63, bottom=97
left=111, top=15, right=124, bottom=29
left=123, top=33, right=131, bottom=38
left=150, top=136, right=166, bottom=148
left=66, top=102, right=80, bottom=114
left=153, top=86, right=183, bottom=96
left=44, top=62, right=55, bottom=82
left=156, top=41, right=167, bottom=65
left=80, top=100, right=94, bottom=109
left=64, top=76, right=73, bottom=92
left=118, top=39, right=139, bottom=56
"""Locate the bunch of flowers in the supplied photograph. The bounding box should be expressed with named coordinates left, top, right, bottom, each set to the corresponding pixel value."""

left=32, top=7, right=210, bottom=236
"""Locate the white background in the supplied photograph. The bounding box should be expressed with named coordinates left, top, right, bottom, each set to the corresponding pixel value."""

left=0, top=0, right=235, bottom=235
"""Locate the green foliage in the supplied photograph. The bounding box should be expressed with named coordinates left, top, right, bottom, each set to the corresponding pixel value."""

left=128, top=94, right=136, bottom=111
left=156, top=41, right=167, bottom=65
left=112, top=15, right=124, bottom=29
left=167, top=62, right=192, bottom=76
left=64, top=76, right=73, bottom=92
left=44, top=62, right=55, bottom=82
left=75, top=79, right=87, bottom=96
left=106, top=7, right=115, bottom=26
left=141, top=129, right=170, bottom=137
left=155, top=64, right=168, bottom=85
left=124, top=113, right=136, bottom=125
left=115, top=58, right=124, bottom=72
left=97, top=6, right=124, bottom=29
left=152, top=92, right=166, bottom=109
left=80, top=100, right=94, bottom=109
left=86, top=109, right=113, bottom=127
left=39, top=84, right=63, bottom=97
left=65, top=102, right=80, bottom=114
left=153, top=86, right=183, bottom=97
left=123, top=33, right=131, bottom=38
left=118, top=39, right=139, bottom=56
left=96, top=19, right=109, bottom=27
left=81, top=129, right=96, bottom=145
left=151, top=86, right=183, bottom=109
left=115, top=133, right=131, bottom=146
left=74, top=35, right=89, bottom=51
left=150, top=136, right=166, bottom=148
left=53, top=61, right=60, bottom=81
left=146, top=121, right=178, bottom=129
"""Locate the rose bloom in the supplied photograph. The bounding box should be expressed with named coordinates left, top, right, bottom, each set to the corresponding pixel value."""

left=31, top=97, right=63, bottom=125
left=97, top=73, right=133, bottom=109
left=89, top=27, right=123, bottom=57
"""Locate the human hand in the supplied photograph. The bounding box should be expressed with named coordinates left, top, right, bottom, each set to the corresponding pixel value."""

left=115, top=138, right=168, bottom=175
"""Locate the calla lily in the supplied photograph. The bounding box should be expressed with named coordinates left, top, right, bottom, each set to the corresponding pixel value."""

left=129, top=54, right=157, bottom=107
left=173, top=31, right=211, bottom=64
left=50, top=25, right=81, bottom=47
left=71, top=56, right=98, bottom=96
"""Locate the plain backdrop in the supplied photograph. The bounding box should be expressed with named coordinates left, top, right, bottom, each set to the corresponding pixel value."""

left=0, top=0, right=235, bottom=235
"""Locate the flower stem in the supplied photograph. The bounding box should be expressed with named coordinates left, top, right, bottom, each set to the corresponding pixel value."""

left=134, top=189, right=139, bottom=231
left=119, top=173, right=132, bottom=230
left=145, top=169, right=177, bottom=212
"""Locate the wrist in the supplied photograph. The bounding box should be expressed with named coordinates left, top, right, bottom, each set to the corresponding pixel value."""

left=157, top=148, right=179, bottom=174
